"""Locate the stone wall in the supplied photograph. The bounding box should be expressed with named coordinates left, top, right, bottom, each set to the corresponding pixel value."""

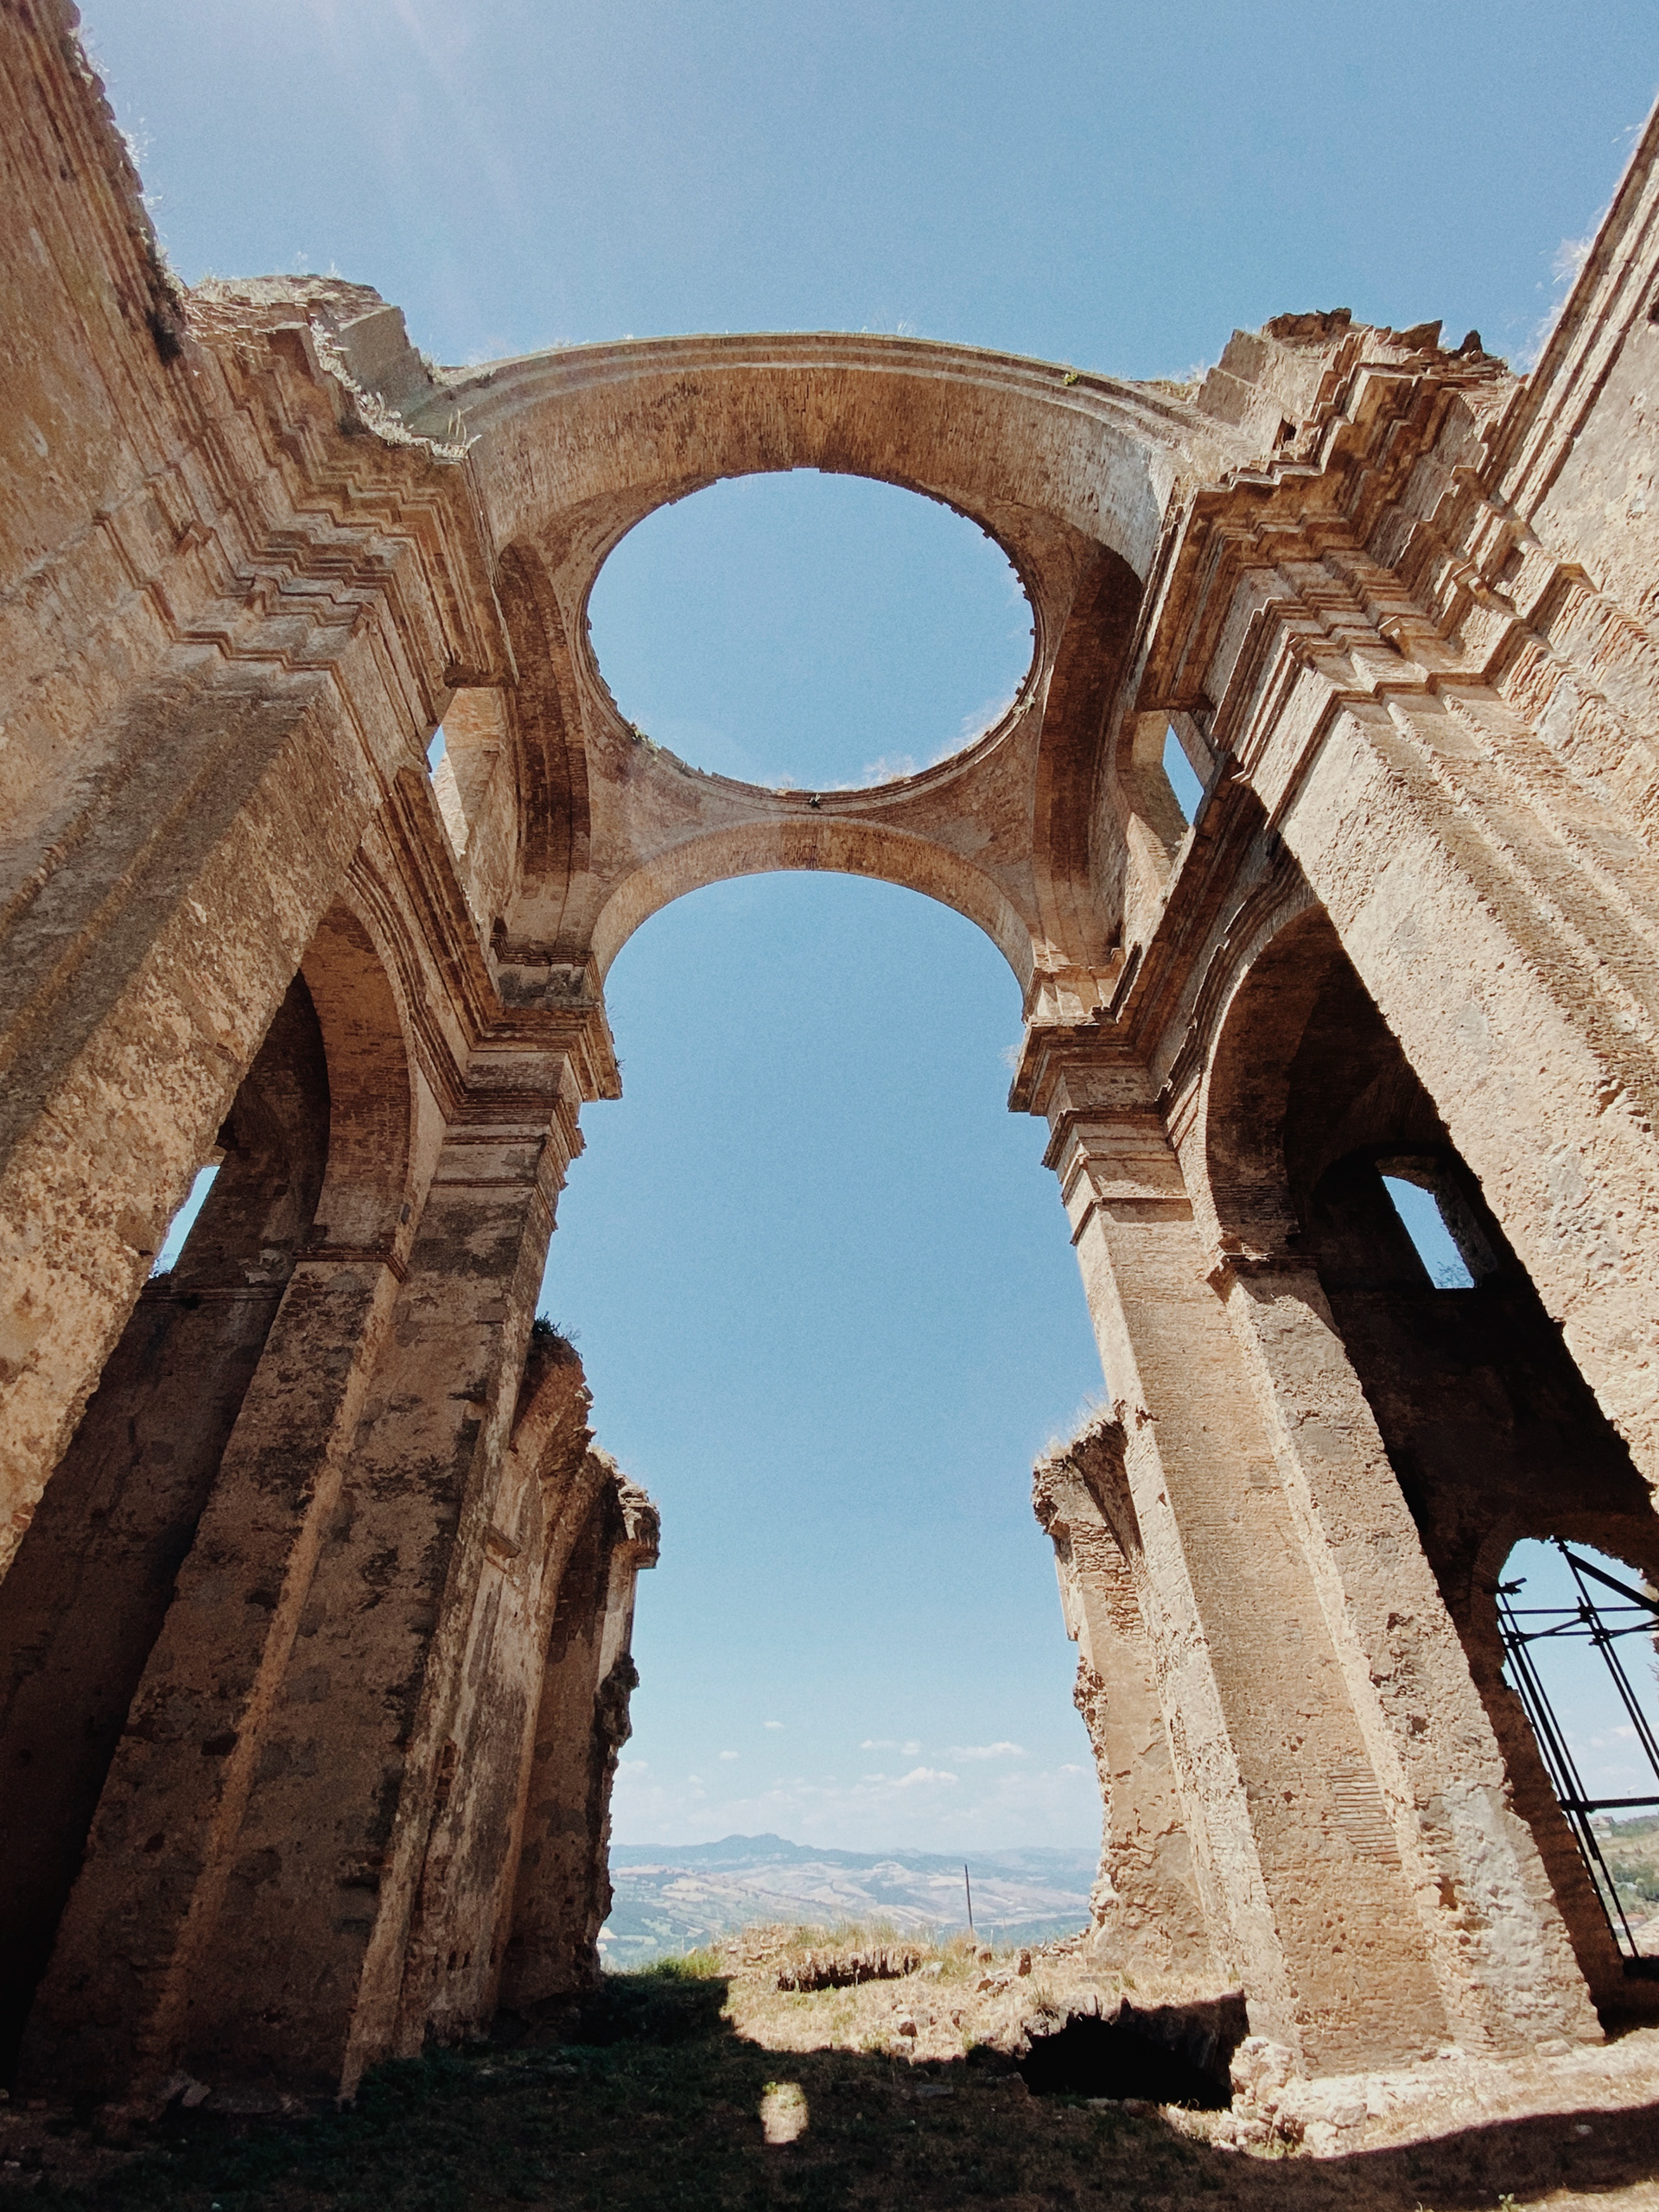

left=3, top=0, right=1656, bottom=2101
left=1033, top=1422, right=1215, bottom=1983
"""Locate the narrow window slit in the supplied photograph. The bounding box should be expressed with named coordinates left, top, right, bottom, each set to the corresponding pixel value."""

left=1161, top=726, right=1205, bottom=825
left=1376, top=1160, right=1485, bottom=1288
left=149, top=1163, right=220, bottom=1277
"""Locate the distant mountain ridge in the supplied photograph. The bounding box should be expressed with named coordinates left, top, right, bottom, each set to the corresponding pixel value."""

left=612, top=1832, right=1096, bottom=1873
left=601, top=1833, right=1096, bottom=1967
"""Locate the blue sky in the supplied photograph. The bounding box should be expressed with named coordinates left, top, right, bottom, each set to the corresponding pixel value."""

left=92, top=0, right=1659, bottom=1847
left=1501, top=1542, right=1659, bottom=1827
left=588, top=474, right=1033, bottom=790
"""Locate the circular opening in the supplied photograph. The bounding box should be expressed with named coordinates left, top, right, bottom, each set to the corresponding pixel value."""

left=587, top=470, right=1033, bottom=791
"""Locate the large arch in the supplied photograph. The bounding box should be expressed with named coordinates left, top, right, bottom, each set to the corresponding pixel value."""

left=1196, top=895, right=1649, bottom=2035
left=404, top=334, right=1253, bottom=996
left=427, top=334, right=1221, bottom=579
left=589, top=815, right=1038, bottom=988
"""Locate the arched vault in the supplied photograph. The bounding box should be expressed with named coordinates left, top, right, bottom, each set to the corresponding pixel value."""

left=400, top=332, right=1251, bottom=1001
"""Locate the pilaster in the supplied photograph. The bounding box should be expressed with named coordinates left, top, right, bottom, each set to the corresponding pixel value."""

left=24, top=1034, right=588, bottom=2100
left=1212, top=1250, right=1605, bottom=2047
left=502, top=1465, right=659, bottom=2010
left=22, top=1247, right=406, bottom=2098
left=1033, top=1427, right=1214, bottom=1981
left=1025, top=1028, right=1453, bottom=2072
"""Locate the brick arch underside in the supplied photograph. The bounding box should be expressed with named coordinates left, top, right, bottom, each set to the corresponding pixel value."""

left=588, top=817, right=1038, bottom=986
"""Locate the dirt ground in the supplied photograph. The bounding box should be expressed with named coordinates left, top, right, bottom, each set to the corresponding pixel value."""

left=2, top=1929, right=1656, bottom=2209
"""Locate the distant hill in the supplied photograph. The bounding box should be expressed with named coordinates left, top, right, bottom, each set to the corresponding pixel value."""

left=601, top=1834, right=1096, bottom=1967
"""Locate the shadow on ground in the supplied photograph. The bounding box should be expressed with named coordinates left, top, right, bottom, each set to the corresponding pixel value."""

left=2, top=1965, right=1656, bottom=2211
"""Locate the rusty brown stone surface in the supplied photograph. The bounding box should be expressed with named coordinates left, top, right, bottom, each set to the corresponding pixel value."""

left=1033, top=1421, right=1217, bottom=1985
left=3, top=0, right=1657, bottom=2106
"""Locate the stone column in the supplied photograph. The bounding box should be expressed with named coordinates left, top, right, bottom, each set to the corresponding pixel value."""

left=23, top=1027, right=593, bottom=2101
left=166, top=1048, right=589, bottom=2097
left=1033, top=1427, right=1215, bottom=1983
left=502, top=1460, right=659, bottom=2009
left=1028, top=1038, right=1455, bottom=2075
left=1213, top=1254, right=1605, bottom=2046
left=391, top=1332, right=596, bottom=2051
left=0, top=976, right=331, bottom=2075
left=21, top=1247, right=405, bottom=2098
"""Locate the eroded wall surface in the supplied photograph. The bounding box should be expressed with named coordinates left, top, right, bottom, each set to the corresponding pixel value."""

left=1033, top=1423, right=1215, bottom=1983
left=3, top=0, right=1656, bottom=2099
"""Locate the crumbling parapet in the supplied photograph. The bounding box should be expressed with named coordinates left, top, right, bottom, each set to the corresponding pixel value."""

left=1033, top=1418, right=1215, bottom=1984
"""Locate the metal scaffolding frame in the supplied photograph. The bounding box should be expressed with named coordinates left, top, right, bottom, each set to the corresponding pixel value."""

left=1497, top=1541, right=1659, bottom=1964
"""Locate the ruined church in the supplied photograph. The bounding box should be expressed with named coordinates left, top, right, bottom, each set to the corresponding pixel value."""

left=3, top=1, right=1658, bottom=2106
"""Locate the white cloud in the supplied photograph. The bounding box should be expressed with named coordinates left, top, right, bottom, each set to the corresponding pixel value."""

left=1515, top=210, right=1614, bottom=372
left=861, top=1738, right=922, bottom=1756
left=719, top=1750, right=740, bottom=1761
left=861, top=751, right=919, bottom=784
left=609, top=1751, right=1100, bottom=1854
left=764, top=1720, right=785, bottom=1731
left=1551, top=231, right=1595, bottom=288
left=947, top=1742, right=1027, bottom=1761
left=949, top=682, right=1022, bottom=753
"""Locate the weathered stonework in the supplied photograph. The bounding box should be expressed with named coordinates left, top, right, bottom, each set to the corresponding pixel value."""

left=1033, top=1421, right=1216, bottom=1982
left=3, top=0, right=1657, bottom=2101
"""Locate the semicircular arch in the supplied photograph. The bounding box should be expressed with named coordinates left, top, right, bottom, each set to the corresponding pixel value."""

left=590, top=817, right=1037, bottom=989
left=423, top=332, right=1251, bottom=985
left=442, top=334, right=1205, bottom=591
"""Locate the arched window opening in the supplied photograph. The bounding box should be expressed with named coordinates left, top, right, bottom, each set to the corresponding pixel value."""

left=1497, top=1538, right=1659, bottom=1965
left=1207, top=902, right=1659, bottom=2012
left=1376, top=1154, right=1493, bottom=1289
left=1160, top=725, right=1205, bottom=827
left=427, top=724, right=469, bottom=853
left=149, top=1158, right=221, bottom=1276
left=1119, top=713, right=1216, bottom=943
left=425, top=692, right=517, bottom=934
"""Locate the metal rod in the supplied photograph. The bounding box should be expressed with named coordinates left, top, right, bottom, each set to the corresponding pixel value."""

left=1497, top=1551, right=1659, bottom=1963
left=1498, top=1578, right=1643, bottom=1959
left=1559, top=1548, right=1659, bottom=1616
left=1561, top=1545, right=1659, bottom=1781
left=963, top=1864, right=975, bottom=1936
